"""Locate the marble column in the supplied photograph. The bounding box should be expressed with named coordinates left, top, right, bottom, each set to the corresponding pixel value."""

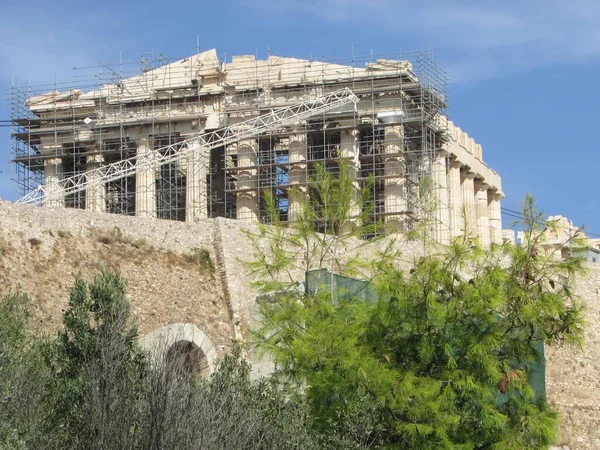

left=85, top=153, right=106, bottom=213
left=461, top=169, right=476, bottom=236
left=449, top=160, right=463, bottom=238
left=135, top=137, right=157, bottom=218
left=475, top=181, right=490, bottom=247
left=288, top=130, right=307, bottom=221
left=340, top=128, right=361, bottom=227
left=433, top=150, right=450, bottom=244
left=44, top=157, right=64, bottom=207
left=288, top=131, right=307, bottom=222
left=185, top=141, right=208, bottom=223
left=383, top=125, right=406, bottom=231
left=236, top=139, right=259, bottom=222
left=488, top=191, right=503, bottom=245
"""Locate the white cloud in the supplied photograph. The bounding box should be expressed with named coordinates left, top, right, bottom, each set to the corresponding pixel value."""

left=241, top=0, right=600, bottom=82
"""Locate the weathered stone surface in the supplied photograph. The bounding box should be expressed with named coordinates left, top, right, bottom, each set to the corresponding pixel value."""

left=546, top=266, right=600, bottom=449
left=0, top=200, right=233, bottom=356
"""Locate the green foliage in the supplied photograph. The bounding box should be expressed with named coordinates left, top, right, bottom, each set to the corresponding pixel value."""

left=405, top=175, right=438, bottom=246
left=144, top=346, right=319, bottom=450
left=0, top=271, right=319, bottom=450
left=0, top=292, right=51, bottom=450
left=186, top=247, right=216, bottom=273
left=0, top=291, right=30, bottom=355
left=244, top=160, right=401, bottom=295
left=41, top=271, right=146, bottom=449
left=0, top=292, right=32, bottom=449
left=252, top=191, right=586, bottom=448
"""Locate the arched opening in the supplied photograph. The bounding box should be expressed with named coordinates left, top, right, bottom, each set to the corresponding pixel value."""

left=140, top=323, right=218, bottom=377
left=165, top=340, right=211, bottom=378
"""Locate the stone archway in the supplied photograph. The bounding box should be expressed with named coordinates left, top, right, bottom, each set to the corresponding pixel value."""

left=140, top=323, right=218, bottom=376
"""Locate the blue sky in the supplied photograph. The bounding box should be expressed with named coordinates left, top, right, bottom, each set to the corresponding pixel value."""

left=1, top=0, right=599, bottom=232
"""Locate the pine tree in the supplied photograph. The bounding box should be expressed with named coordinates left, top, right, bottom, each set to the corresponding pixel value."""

left=249, top=160, right=587, bottom=449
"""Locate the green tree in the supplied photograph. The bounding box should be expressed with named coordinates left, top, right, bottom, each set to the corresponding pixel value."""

left=0, top=291, right=30, bottom=448
left=139, top=346, right=318, bottom=450
left=245, top=160, right=401, bottom=296
left=250, top=160, right=587, bottom=449
left=1, top=270, right=321, bottom=450
left=41, top=271, right=146, bottom=450
left=0, top=291, right=49, bottom=449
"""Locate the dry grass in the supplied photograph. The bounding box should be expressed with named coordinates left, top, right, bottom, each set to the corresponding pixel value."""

left=185, top=248, right=216, bottom=275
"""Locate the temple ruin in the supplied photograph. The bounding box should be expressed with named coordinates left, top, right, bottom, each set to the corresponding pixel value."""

left=10, top=48, right=502, bottom=244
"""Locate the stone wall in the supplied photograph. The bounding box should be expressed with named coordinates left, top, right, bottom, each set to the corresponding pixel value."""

left=546, top=267, right=600, bottom=449
left=0, top=200, right=599, bottom=448
left=0, top=201, right=233, bottom=355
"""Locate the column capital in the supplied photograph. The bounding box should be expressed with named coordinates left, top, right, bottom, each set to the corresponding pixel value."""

left=238, top=138, right=259, bottom=149
left=489, top=190, right=503, bottom=201
left=289, top=132, right=307, bottom=145
left=384, top=124, right=404, bottom=134
left=437, top=149, right=449, bottom=158
left=87, top=152, right=104, bottom=164
left=44, top=157, right=62, bottom=166
left=475, top=181, right=489, bottom=192
left=450, top=159, right=462, bottom=169
left=462, top=170, right=476, bottom=180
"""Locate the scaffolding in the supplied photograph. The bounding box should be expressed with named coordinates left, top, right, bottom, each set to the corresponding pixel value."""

left=10, top=48, right=449, bottom=237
